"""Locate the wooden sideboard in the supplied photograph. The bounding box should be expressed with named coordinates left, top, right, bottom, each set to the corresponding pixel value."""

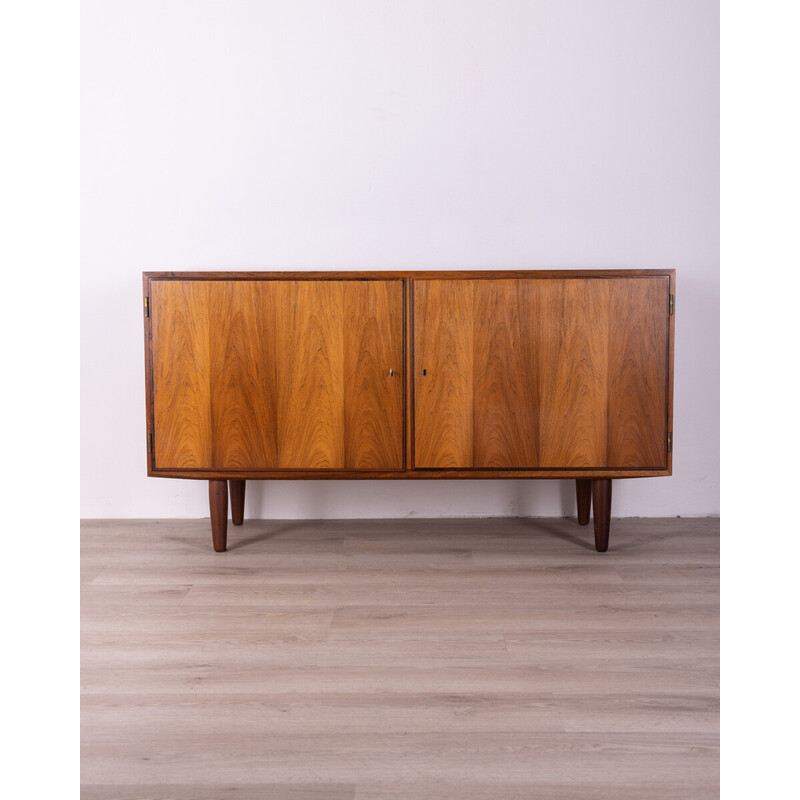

left=143, top=270, right=675, bottom=552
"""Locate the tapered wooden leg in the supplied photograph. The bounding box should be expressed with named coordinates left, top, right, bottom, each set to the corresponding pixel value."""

left=209, top=479, right=228, bottom=552
left=230, top=480, right=246, bottom=526
left=592, top=479, right=612, bottom=552
left=576, top=479, right=591, bottom=525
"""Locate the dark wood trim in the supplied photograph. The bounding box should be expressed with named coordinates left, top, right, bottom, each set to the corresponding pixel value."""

left=576, top=479, right=592, bottom=525
left=667, top=271, right=676, bottom=473
left=592, top=479, right=612, bottom=552
left=209, top=480, right=228, bottom=552
left=149, top=468, right=669, bottom=480
left=142, top=273, right=156, bottom=473
left=144, top=269, right=675, bottom=281
left=229, top=480, right=246, bottom=526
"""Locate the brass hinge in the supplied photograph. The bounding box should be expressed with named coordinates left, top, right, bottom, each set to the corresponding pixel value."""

left=667, top=431, right=673, bottom=452
left=144, top=297, right=150, bottom=317
left=669, top=294, right=674, bottom=315
left=147, top=432, right=154, bottom=455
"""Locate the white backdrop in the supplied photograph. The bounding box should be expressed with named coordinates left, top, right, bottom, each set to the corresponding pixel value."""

left=80, top=0, right=719, bottom=519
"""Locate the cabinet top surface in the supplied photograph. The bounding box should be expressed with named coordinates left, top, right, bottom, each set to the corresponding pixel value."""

left=144, top=269, right=674, bottom=280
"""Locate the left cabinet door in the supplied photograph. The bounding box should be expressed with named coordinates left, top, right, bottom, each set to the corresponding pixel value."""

left=150, top=279, right=404, bottom=471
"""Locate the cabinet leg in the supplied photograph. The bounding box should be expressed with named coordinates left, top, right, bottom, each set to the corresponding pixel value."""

left=576, top=479, right=591, bottom=525
left=592, top=479, right=612, bottom=552
left=230, top=480, right=246, bottom=526
left=209, top=479, right=228, bottom=552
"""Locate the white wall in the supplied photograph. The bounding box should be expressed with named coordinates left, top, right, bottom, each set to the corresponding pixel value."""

left=81, top=0, right=719, bottom=519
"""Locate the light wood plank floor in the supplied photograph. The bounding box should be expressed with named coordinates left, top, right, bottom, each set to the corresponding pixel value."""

left=81, top=516, right=719, bottom=799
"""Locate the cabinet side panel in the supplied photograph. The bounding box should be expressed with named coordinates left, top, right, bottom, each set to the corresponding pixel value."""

left=343, top=281, right=404, bottom=469
left=208, top=281, right=279, bottom=469
left=473, top=280, right=540, bottom=468
left=535, top=279, right=610, bottom=467
left=151, top=280, right=213, bottom=468
left=276, top=281, right=346, bottom=469
left=607, top=277, right=669, bottom=468
left=413, top=280, right=474, bottom=468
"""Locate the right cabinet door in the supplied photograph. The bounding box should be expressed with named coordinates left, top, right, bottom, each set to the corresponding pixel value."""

left=413, top=277, right=669, bottom=470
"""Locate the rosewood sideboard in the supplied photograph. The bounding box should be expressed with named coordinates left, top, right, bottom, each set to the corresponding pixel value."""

left=143, top=270, right=675, bottom=552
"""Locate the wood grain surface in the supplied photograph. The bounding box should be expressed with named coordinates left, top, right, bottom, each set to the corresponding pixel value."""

left=151, top=280, right=212, bottom=468
left=150, top=279, right=403, bottom=471
left=534, top=278, right=609, bottom=468
left=147, top=271, right=672, bottom=477
left=473, top=280, right=539, bottom=467
left=209, top=281, right=278, bottom=468
left=607, top=278, right=669, bottom=466
left=412, top=277, right=669, bottom=470
left=343, top=280, right=404, bottom=468
left=275, top=281, right=346, bottom=468
left=413, top=280, right=474, bottom=468
left=82, top=516, right=718, bottom=798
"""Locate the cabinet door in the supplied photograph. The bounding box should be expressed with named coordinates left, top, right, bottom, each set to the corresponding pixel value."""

left=413, top=277, right=668, bottom=469
left=274, top=280, right=404, bottom=469
left=151, top=279, right=403, bottom=470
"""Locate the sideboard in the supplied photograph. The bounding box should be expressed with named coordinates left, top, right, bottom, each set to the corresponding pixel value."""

left=143, top=270, right=675, bottom=552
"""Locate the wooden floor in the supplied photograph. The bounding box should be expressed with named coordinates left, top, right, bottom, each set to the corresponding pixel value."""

left=81, top=516, right=719, bottom=799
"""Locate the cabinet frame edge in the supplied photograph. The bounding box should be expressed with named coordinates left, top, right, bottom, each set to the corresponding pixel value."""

left=142, top=269, right=676, bottom=478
